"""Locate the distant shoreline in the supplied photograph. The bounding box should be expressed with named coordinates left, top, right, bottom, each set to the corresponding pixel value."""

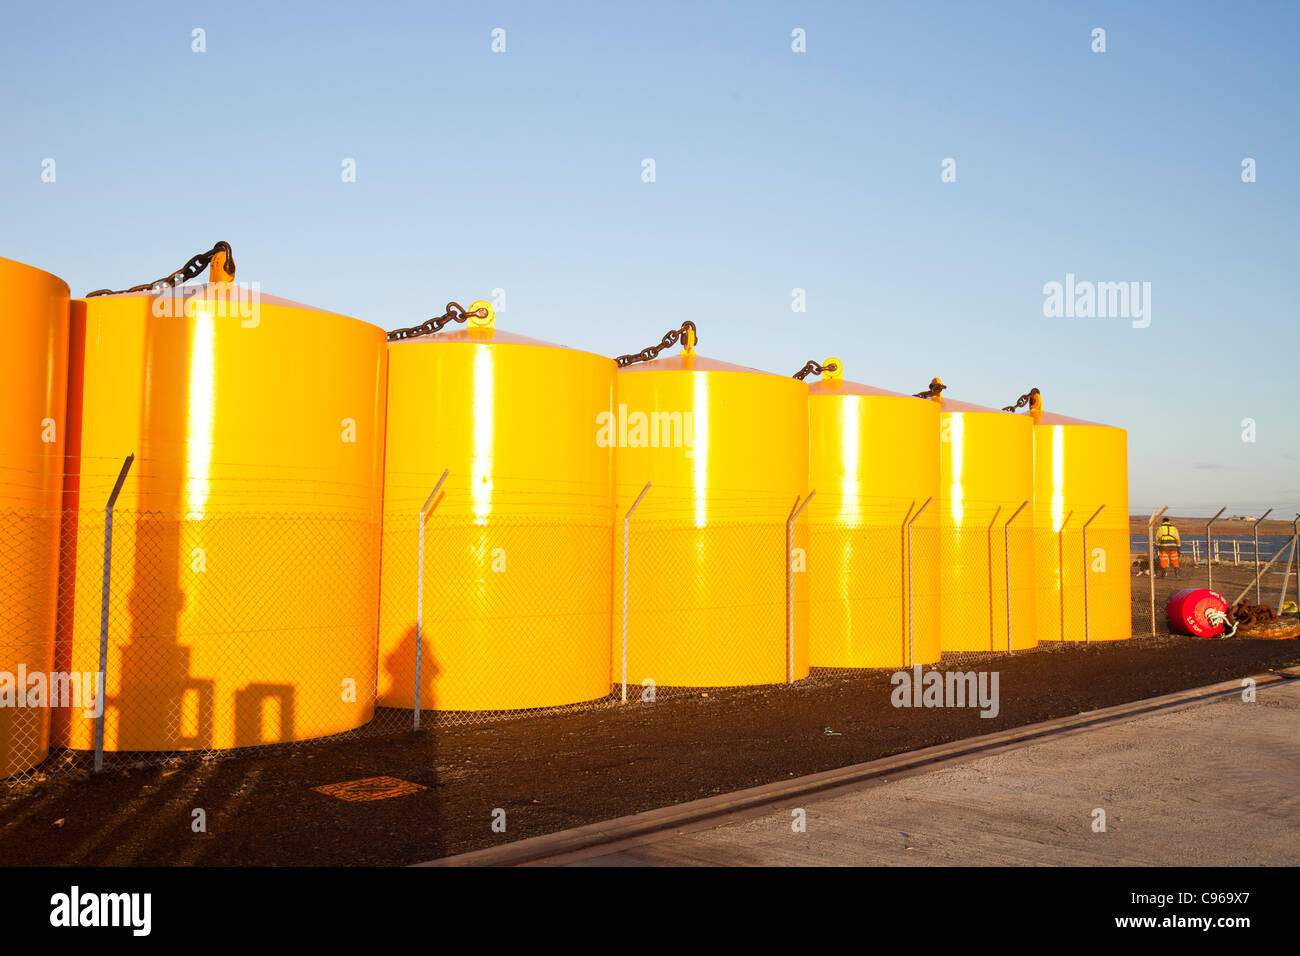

left=1129, top=516, right=1296, bottom=537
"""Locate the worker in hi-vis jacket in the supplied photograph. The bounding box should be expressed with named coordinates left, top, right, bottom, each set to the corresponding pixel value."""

left=1156, top=518, right=1181, bottom=578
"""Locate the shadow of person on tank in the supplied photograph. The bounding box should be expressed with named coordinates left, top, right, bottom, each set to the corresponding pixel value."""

left=381, top=624, right=440, bottom=719
left=381, top=624, right=442, bottom=857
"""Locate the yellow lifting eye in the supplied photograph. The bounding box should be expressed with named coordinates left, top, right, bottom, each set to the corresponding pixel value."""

left=822, top=356, right=843, bottom=381
left=208, top=249, right=233, bottom=285
left=467, top=299, right=495, bottom=328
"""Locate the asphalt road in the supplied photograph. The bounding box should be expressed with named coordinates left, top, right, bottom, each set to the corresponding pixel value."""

left=562, top=676, right=1300, bottom=866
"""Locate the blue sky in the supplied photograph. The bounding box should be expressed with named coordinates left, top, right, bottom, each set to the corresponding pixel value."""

left=3, top=0, right=1297, bottom=515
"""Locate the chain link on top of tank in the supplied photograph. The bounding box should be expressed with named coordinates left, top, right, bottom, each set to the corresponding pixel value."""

left=912, top=378, right=946, bottom=399
left=614, top=321, right=698, bottom=368
left=792, top=360, right=839, bottom=380
left=85, top=241, right=235, bottom=297
left=1002, top=387, right=1041, bottom=413
left=386, top=302, right=491, bottom=342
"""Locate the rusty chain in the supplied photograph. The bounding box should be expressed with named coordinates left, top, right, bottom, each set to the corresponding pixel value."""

left=614, top=321, right=698, bottom=368
left=1002, top=387, right=1040, bottom=413
left=85, top=241, right=235, bottom=297
left=792, top=360, right=838, bottom=380
left=386, top=302, right=491, bottom=342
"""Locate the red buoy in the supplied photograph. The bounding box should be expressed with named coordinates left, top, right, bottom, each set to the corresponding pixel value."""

left=1167, top=588, right=1229, bottom=637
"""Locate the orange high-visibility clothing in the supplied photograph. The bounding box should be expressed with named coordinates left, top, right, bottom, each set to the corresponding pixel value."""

left=1156, top=521, right=1181, bottom=570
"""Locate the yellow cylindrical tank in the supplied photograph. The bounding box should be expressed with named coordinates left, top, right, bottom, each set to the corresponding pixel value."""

left=931, top=385, right=1036, bottom=653
left=54, top=266, right=387, bottom=752
left=615, top=341, right=809, bottom=687
left=806, top=359, right=940, bottom=668
left=378, top=304, right=615, bottom=711
left=1024, top=392, right=1131, bottom=642
left=0, top=257, right=70, bottom=778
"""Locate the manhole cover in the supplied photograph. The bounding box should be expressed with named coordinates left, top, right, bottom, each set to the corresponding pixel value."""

left=314, top=776, right=427, bottom=802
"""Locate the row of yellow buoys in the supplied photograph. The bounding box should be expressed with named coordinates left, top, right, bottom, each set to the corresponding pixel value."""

left=0, top=250, right=1128, bottom=777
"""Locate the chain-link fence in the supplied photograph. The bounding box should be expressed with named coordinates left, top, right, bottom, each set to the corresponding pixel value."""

left=1130, top=508, right=1299, bottom=637
left=0, top=506, right=60, bottom=783
left=380, top=510, right=616, bottom=722
left=0, top=503, right=398, bottom=784
left=5, top=477, right=1294, bottom=785
left=800, top=494, right=935, bottom=680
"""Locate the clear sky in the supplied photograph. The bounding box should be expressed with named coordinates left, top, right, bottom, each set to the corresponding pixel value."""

left=3, top=0, right=1297, bottom=516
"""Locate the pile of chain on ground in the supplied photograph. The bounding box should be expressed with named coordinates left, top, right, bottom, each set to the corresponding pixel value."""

left=1230, top=601, right=1277, bottom=627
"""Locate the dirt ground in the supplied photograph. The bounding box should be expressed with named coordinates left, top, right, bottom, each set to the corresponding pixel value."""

left=1, top=624, right=1295, bottom=866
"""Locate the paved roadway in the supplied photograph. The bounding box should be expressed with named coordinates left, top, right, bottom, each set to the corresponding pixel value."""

left=562, top=678, right=1300, bottom=866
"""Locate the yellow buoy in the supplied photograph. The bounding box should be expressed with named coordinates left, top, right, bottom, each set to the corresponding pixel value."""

left=0, top=257, right=70, bottom=777
left=806, top=358, right=940, bottom=667
left=614, top=330, right=809, bottom=687
left=54, top=250, right=388, bottom=751
left=929, top=383, right=1036, bottom=653
left=1022, top=390, right=1131, bottom=642
left=378, top=301, right=615, bottom=711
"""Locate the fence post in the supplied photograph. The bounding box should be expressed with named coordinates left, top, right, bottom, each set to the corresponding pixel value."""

left=985, top=506, right=1001, bottom=650
left=1205, top=507, right=1225, bottom=591
left=622, top=483, right=651, bottom=703
left=1056, top=511, right=1073, bottom=642
left=1147, top=506, right=1167, bottom=637
left=1290, top=516, right=1300, bottom=609
left=786, top=491, right=815, bottom=683
left=414, top=469, right=449, bottom=732
left=906, top=496, right=932, bottom=666
left=1276, top=533, right=1296, bottom=615
left=1252, top=509, right=1273, bottom=602
left=94, top=454, right=134, bottom=774
left=1081, top=505, right=1104, bottom=644
left=900, top=500, right=915, bottom=658
left=1003, top=501, right=1028, bottom=652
